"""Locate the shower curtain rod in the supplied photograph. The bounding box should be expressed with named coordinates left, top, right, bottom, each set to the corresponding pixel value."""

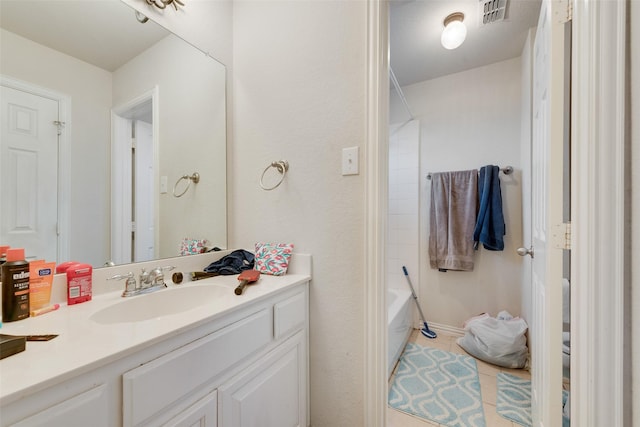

left=426, top=166, right=514, bottom=180
left=389, top=66, right=415, bottom=121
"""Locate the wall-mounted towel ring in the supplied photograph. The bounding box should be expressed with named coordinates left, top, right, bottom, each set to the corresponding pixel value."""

left=173, top=172, right=200, bottom=197
left=260, top=160, right=289, bottom=191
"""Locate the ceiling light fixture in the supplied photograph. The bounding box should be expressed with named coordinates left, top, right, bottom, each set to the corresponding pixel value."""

left=441, top=12, right=467, bottom=50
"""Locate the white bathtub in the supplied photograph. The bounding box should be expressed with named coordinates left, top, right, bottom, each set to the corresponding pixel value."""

left=388, top=287, right=413, bottom=377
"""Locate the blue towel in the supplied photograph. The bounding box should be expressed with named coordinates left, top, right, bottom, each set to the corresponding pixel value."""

left=473, top=165, right=505, bottom=251
left=203, top=249, right=255, bottom=275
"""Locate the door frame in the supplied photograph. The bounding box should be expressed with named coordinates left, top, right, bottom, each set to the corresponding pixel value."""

left=0, top=75, right=70, bottom=263
left=363, top=0, right=388, bottom=425
left=570, top=0, right=627, bottom=425
left=363, top=0, right=628, bottom=425
left=111, top=87, right=160, bottom=264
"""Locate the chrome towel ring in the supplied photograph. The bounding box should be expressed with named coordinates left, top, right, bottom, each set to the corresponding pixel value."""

left=260, top=160, right=289, bottom=191
left=173, top=172, right=200, bottom=197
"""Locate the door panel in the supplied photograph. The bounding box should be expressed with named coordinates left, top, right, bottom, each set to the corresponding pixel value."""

left=111, top=114, right=133, bottom=264
left=134, top=120, right=154, bottom=262
left=531, top=0, right=566, bottom=425
left=1, top=86, right=58, bottom=261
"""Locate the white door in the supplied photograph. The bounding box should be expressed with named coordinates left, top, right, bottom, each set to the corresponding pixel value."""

left=134, top=120, right=154, bottom=262
left=530, top=0, right=567, bottom=425
left=111, top=114, right=133, bottom=264
left=0, top=85, right=59, bottom=261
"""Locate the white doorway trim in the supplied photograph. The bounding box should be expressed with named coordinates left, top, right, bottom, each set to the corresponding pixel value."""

left=364, top=0, right=388, bottom=426
left=0, top=75, right=71, bottom=263
left=570, top=0, right=627, bottom=425
left=111, top=86, right=160, bottom=264
left=364, top=0, right=629, bottom=425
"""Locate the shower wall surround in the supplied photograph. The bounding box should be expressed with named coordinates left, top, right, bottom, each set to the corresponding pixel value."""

left=388, top=120, right=420, bottom=299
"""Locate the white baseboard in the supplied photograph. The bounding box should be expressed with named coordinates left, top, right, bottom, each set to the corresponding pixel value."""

left=415, top=321, right=464, bottom=337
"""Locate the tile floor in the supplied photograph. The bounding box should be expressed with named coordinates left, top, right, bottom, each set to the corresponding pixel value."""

left=387, top=329, right=532, bottom=427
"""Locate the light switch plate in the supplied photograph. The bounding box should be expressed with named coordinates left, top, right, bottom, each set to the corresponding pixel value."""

left=342, top=146, right=359, bottom=176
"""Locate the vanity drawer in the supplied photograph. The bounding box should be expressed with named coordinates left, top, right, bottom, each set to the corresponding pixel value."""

left=12, top=384, right=109, bottom=427
left=273, top=291, right=306, bottom=340
left=123, top=309, right=271, bottom=427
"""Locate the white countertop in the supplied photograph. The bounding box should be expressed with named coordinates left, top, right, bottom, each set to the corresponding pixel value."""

left=0, top=255, right=310, bottom=406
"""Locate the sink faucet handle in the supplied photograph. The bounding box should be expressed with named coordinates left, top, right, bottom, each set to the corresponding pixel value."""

left=108, top=272, right=137, bottom=295
left=108, top=272, right=134, bottom=281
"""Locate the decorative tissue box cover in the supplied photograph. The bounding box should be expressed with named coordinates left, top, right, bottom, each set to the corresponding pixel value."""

left=254, top=243, right=294, bottom=276
left=180, top=238, right=208, bottom=255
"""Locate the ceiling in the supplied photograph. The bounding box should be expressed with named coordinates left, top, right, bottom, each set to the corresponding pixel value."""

left=0, top=0, right=168, bottom=72
left=1, top=0, right=540, bottom=86
left=390, top=0, right=542, bottom=87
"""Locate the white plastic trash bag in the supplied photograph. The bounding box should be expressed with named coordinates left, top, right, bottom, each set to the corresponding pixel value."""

left=457, top=312, right=529, bottom=368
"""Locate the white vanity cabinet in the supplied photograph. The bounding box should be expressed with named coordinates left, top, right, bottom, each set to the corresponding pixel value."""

left=1, top=281, right=309, bottom=427
left=218, top=331, right=306, bottom=427
left=122, top=284, right=309, bottom=427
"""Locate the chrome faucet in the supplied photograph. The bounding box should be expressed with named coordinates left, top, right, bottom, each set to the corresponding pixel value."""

left=140, top=266, right=174, bottom=288
left=110, top=266, right=175, bottom=297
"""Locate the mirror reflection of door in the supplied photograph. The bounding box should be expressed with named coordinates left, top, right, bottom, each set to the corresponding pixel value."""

left=134, top=120, right=154, bottom=262
left=111, top=93, right=156, bottom=264
left=0, top=83, right=59, bottom=262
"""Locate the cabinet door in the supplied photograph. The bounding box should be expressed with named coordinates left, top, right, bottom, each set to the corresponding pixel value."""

left=218, top=332, right=306, bottom=427
left=162, top=391, right=217, bottom=427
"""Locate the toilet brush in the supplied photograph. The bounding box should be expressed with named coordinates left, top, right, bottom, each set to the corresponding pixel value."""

left=402, top=266, right=437, bottom=339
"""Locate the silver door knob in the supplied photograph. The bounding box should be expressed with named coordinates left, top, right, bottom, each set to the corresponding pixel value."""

left=517, top=246, right=534, bottom=258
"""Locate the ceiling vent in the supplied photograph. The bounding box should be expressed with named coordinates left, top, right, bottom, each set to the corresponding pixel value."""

left=479, top=0, right=508, bottom=24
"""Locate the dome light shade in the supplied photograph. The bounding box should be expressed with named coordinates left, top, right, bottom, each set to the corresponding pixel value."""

left=441, top=12, right=467, bottom=50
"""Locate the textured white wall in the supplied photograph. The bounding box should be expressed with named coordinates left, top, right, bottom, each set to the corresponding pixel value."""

left=394, top=57, right=525, bottom=329
left=0, top=28, right=112, bottom=266
left=232, top=1, right=367, bottom=425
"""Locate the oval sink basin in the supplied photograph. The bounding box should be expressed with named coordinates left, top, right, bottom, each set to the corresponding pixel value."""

left=90, top=285, right=230, bottom=324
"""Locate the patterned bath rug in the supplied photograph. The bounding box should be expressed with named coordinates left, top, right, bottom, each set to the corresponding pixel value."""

left=388, top=343, right=486, bottom=427
left=496, top=372, right=571, bottom=427
left=496, top=372, right=532, bottom=426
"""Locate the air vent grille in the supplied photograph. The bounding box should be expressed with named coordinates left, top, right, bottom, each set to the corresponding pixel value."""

left=479, top=0, right=508, bottom=24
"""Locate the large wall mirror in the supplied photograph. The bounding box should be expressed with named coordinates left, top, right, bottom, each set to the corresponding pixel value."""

left=0, top=0, right=227, bottom=268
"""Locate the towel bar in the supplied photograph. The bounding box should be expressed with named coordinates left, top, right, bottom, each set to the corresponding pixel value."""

left=426, top=165, right=513, bottom=180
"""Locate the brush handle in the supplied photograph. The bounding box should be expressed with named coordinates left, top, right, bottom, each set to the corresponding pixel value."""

left=234, top=280, right=248, bottom=295
left=191, top=271, right=220, bottom=281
